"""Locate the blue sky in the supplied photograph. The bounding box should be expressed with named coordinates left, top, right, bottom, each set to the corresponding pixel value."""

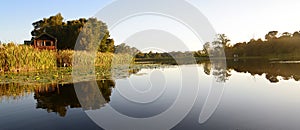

left=0, top=0, right=110, bottom=43
left=1, top=0, right=300, bottom=47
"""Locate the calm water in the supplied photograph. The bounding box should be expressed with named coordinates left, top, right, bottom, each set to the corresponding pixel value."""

left=1, top=61, right=300, bottom=130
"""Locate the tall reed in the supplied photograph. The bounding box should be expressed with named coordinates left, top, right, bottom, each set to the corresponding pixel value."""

left=0, top=44, right=56, bottom=72
left=0, top=43, right=134, bottom=73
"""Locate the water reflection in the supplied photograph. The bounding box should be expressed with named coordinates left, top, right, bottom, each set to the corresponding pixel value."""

left=1, top=62, right=300, bottom=129
left=1, top=61, right=300, bottom=118
left=202, top=60, right=300, bottom=83
left=211, top=60, right=230, bottom=83
left=34, top=84, right=81, bottom=117
left=229, top=60, right=300, bottom=82
left=1, top=61, right=299, bottom=109
left=74, top=80, right=115, bottom=111
left=0, top=80, right=115, bottom=117
left=0, top=83, right=52, bottom=102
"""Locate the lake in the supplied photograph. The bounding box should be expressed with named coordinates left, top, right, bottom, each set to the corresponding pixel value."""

left=1, top=60, right=300, bottom=130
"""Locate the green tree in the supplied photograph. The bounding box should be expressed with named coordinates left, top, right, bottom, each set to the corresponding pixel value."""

left=222, top=30, right=300, bottom=58
left=31, top=13, right=114, bottom=52
left=78, top=18, right=112, bottom=52
left=203, top=42, right=210, bottom=55
left=265, top=31, right=278, bottom=41
left=293, top=31, right=300, bottom=38
left=115, top=43, right=140, bottom=55
left=218, top=34, right=231, bottom=48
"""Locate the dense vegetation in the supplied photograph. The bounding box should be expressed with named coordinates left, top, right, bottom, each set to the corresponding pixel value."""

left=225, top=31, right=300, bottom=59
left=31, top=13, right=114, bottom=52
left=0, top=43, right=132, bottom=73
left=0, top=43, right=56, bottom=72
left=133, top=31, right=300, bottom=60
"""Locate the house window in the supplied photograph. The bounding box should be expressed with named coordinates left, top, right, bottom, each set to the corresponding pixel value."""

left=46, top=41, right=52, bottom=46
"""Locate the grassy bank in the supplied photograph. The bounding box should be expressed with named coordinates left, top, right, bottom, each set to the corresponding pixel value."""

left=0, top=44, right=56, bottom=72
left=0, top=44, right=133, bottom=73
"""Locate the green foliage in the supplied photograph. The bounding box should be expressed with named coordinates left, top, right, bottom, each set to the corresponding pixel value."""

left=77, top=18, right=114, bottom=52
left=115, top=43, right=140, bottom=55
left=31, top=13, right=114, bottom=52
left=265, top=31, right=279, bottom=41
left=218, top=34, right=231, bottom=48
left=193, top=31, right=300, bottom=59
left=225, top=31, right=300, bottom=58
left=135, top=51, right=173, bottom=59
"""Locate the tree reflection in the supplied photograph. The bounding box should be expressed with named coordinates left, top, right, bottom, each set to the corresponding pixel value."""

left=227, top=60, right=300, bottom=83
left=0, top=66, right=142, bottom=117
left=212, top=61, right=231, bottom=83
left=203, top=61, right=212, bottom=75
left=202, top=61, right=231, bottom=83
left=0, top=83, right=56, bottom=102
left=34, top=80, right=115, bottom=117
left=202, top=59, right=300, bottom=83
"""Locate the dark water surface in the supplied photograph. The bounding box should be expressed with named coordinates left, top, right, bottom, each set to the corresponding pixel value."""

left=1, top=61, right=300, bottom=130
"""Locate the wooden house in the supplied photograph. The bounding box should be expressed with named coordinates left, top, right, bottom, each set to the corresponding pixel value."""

left=25, top=33, right=57, bottom=50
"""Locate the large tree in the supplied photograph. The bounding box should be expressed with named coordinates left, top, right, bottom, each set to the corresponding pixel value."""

left=265, top=31, right=278, bottom=41
left=31, top=13, right=114, bottom=52
left=218, top=34, right=231, bottom=48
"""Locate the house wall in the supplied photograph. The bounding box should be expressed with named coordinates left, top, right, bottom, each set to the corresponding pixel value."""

left=34, top=39, right=56, bottom=50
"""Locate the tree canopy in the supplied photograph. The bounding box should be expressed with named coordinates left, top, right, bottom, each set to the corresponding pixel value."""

left=114, top=43, right=140, bottom=55
left=225, top=31, right=300, bottom=58
left=31, top=13, right=114, bottom=52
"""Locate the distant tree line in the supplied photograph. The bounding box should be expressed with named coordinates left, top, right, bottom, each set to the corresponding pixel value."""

left=114, top=43, right=195, bottom=59
left=131, top=31, right=300, bottom=60
left=191, top=32, right=300, bottom=59
left=133, top=34, right=230, bottom=59
left=225, top=31, right=300, bottom=58
left=31, top=13, right=114, bottom=52
left=114, top=43, right=140, bottom=55
left=134, top=51, right=198, bottom=59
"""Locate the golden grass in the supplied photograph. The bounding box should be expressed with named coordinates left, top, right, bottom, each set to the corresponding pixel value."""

left=0, top=43, right=134, bottom=73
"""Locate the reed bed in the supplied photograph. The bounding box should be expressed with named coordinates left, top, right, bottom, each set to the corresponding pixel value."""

left=0, top=44, right=56, bottom=72
left=0, top=43, right=135, bottom=73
